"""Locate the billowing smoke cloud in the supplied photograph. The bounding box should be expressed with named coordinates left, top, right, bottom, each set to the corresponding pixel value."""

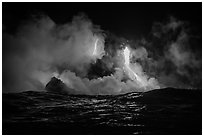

left=141, top=17, right=202, bottom=88
left=3, top=14, right=201, bottom=94
left=56, top=45, right=160, bottom=95
left=3, top=14, right=105, bottom=92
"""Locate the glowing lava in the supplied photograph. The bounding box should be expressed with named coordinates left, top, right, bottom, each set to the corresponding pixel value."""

left=93, top=38, right=98, bottom=55
left=124, top=47, right=131, bottom=66
left=123, top=47, right=143, bottom=84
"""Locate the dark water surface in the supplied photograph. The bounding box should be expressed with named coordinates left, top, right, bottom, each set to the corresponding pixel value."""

left=2, top=88, right=202, bottom=135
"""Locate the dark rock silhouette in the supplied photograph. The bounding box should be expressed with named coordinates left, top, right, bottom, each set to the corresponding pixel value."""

left=45, top=77, right=75, bottom=95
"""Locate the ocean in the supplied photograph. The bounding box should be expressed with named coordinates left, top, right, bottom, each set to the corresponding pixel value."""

left=2, top=88, right=202, bottom=135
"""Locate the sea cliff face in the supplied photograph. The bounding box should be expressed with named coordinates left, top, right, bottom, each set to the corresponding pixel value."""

left=3, top=88, right=202, bottom=135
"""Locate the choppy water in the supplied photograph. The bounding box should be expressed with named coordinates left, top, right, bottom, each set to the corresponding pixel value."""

left=3, top=88, right=202, bottom=135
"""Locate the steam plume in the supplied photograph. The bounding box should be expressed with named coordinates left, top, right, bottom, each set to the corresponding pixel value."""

left=3, top=14, right=105, bottom=92
left=3, top=14, right=201, bottom=94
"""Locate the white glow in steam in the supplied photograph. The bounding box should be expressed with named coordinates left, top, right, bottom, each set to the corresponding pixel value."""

left=123, top=47, right=144, bottom=85
left=124, top=47, right=130, bottom=66
left=93, top=38, right=98, bottom=56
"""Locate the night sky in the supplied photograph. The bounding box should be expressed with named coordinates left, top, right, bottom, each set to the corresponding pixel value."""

left=3, top=2, right=201, bottom=38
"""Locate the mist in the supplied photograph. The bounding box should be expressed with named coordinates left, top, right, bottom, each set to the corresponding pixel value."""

left=3, top=14, right=105, bottom=92
left=3, top=14, right=201, bottom=94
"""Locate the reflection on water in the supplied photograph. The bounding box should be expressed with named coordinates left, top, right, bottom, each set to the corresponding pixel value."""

left=3, top=88, right=202, bottom=134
